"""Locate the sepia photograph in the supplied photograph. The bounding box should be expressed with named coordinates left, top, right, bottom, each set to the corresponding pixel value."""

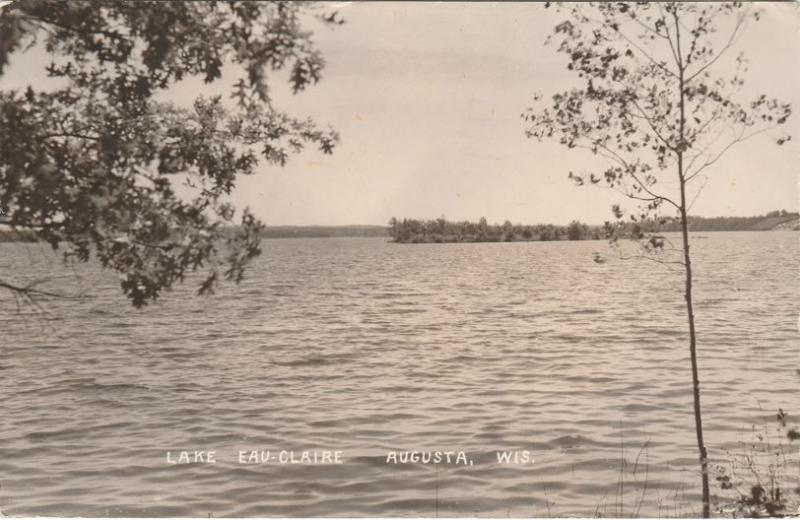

left=0, top=1, right=798, bottom=517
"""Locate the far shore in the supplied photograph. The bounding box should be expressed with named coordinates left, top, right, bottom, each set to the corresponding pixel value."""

left=0, top=213, right=797, bottom=242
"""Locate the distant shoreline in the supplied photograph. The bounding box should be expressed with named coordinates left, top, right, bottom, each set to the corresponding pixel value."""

left=0, top=213, right=797, bottom=242
left=387, top=213, right=800, bottom=244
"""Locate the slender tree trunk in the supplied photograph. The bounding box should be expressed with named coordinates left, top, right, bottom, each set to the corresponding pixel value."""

left=678, top=174, right=710, bottom=518
left=675, top=16, right=711, bottom=516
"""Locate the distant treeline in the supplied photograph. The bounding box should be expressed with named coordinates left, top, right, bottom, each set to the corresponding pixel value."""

left=661, top=210, right=799, bottom=232
left=259, top=225, right=388, bottom=238
left=389, top=217, right=600, bottom=243
left=0, top=225, right=390, bottom=242
left=1, top=211, right=796, bottom=244
left=389, top=210, right=799, bottom=244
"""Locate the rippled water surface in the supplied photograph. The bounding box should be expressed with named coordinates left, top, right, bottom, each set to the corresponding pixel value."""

left=1, top=232, right=798, bottom=517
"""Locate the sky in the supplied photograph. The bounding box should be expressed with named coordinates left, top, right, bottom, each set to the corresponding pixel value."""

left=2, top=2, right=799, bottom=226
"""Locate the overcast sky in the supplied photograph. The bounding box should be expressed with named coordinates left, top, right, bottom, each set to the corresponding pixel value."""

left=3, top=2, right=799, bottom=226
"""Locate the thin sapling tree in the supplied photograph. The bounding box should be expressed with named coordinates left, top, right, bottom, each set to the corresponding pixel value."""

left=523, top=3, right=791, bottom=516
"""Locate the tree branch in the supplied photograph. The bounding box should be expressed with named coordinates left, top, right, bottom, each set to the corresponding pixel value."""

left=685, top=124, right=778, bottom=181
left=617, top=253, right=685, bottom=267
left=657, top=4, right=682, bottom=70
left=613, top=26, right=679, bottom=80
left=627, top=170, right=681, bottom=211
left=685, top=8, right=748, bottom=84
left=629, top=97, right=677, bottom=152
left=0, top=278, right=68, bottom=300
left=39, top=132, right=101, bottom=142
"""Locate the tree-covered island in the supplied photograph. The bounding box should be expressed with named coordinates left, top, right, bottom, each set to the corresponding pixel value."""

left=388, top=217, right=597, bottom=243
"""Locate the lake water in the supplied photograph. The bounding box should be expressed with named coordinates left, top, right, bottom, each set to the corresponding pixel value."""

left=1, top=232, right=798, bottom=517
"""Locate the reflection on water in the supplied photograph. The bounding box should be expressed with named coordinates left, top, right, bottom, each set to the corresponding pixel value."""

left=1, top=232, right=798, bottom=516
